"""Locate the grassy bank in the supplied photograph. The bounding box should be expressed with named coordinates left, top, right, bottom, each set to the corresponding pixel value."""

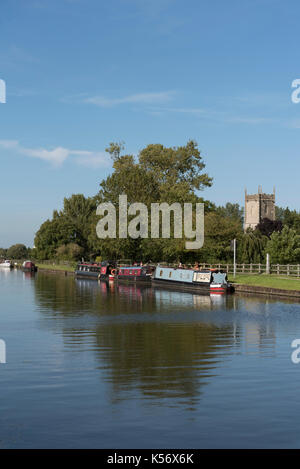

left=229, top=274, right=300, bottom=291
left=36, top=263, right=75, bottom=273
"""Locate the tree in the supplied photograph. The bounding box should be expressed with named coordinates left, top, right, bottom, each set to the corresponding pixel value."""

left=266, top=226, right=300, bottom=264
left=7, top=244, right=28, bottom=259
left=91, top=140, right=213, bottom=261
left=216, top=203, right=244, bottom=227
left=255, top=218, right=283, bottom=238
left=0, top=248, right=7, bottom=258
left=276, top=207, right=300, bottom=233
left=55, top=243, right=84, bottom=261
left=34, top=194, right=96, bottom=259
left=238, top=231, right=267, bottom=263
left=197, top=212, right=243, bottom=263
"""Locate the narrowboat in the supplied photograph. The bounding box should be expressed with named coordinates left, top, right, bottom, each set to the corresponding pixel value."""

left=117, top=265, right=153, bottom=282
left=74, top=262, right=102, bottom=279
left=152, top=266, right=232, bottom=294
left=22, top=260, right=37, bottom=272
left=99, top=261, right=117, bottom=280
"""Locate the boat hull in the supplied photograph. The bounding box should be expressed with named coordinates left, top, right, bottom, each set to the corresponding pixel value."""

left=152, top=278, right=211, bottom=293
left=75, top=270, right=100, bottom=279
left=117, top=275, right=151, bottom=282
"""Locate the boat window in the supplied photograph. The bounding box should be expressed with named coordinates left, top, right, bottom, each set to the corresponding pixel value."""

left=159, top=270, right=163, bottom=277
left=169, top=272, right=172, bottom=278
left=193, top=272, right=211, bottom=283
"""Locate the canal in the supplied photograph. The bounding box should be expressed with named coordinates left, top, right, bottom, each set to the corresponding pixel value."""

left=1, top=268, right=300, bottom=448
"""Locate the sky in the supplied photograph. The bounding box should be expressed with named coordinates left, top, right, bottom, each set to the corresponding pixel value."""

left=0, top=0, right=300, bottom=247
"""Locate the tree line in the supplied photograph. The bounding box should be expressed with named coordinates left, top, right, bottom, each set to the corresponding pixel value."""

left=2, top=141, right=300, bottom=265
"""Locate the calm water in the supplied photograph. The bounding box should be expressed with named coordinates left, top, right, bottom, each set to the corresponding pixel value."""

left=1, top=269, right=300, bottom=448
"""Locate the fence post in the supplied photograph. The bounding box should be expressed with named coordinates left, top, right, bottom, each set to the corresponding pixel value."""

left=298, top=265, right=300, bottom=278
left=258, top=263, right=261, bottom=274
left=266, top=253, right=270, bottom=275
left=250, top=263, right=253, bottom=274
left=287, top=264, right=290, bottom=276
left=277, top=264, right=279, bottom=275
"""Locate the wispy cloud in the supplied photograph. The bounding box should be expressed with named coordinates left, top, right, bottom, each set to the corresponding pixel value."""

left=148, top=106, right=275, bottom=125
left=0, top=140, right=109, bottom=168
left=84, top=91, right=175, bottom=107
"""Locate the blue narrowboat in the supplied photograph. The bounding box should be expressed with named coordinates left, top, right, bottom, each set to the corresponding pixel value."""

left=152, top=266, right=232, bottom=294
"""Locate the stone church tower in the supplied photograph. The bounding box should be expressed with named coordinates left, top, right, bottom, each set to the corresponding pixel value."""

left=244, top=186, right=276, bottom=231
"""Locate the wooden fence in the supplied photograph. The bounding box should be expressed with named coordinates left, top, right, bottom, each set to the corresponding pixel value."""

left=156, top=262, right=300, bottom=277
left=11, top=258, right=300, bottom=277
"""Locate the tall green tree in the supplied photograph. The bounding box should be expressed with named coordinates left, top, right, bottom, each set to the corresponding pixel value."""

left=34, top=194, right=96, bottom=259
left=91, top=141, right=213, bottom=261
left=7, top=244, right=28, bottom=259
left=266, top=226, right=300, bottom=264
left=238, top=231, right=267, bottom=263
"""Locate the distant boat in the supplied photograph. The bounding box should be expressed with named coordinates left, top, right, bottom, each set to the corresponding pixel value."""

left=22, top=260, right=37, bottom=272
left=0, top=260, right=12, bottom=268
left=152, top=266, right=232, bottom=295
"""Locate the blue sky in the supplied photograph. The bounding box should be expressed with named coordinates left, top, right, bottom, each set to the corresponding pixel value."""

left=0, top=0, right=300, bottom=247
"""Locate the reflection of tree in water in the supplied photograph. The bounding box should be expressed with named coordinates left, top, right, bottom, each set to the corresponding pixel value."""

left=93, top=321, right=235, bottom=407
left=34, top=273, right=239, bottom=406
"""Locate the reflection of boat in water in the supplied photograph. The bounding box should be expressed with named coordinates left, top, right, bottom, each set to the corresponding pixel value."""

left=152, top=266, right=232, bottom=295
left=0, top=260, right=13, bottom=268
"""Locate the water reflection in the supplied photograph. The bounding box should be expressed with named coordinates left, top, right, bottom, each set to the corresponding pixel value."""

left=32, top=273, right=300, bottom=408
left=3, top=269, right=300, bottom=448
left=32, top=275, right=236, bottom=406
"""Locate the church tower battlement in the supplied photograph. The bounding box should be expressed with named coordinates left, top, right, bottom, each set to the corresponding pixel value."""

left=244, top=186, right=276, bottom=231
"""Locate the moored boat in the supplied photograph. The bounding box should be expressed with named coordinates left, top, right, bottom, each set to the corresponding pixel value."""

left=117, top=265, right=153, bottom=282
left=75, top=262, right=102, bottom=279
left=99, top=261, right=117, bottom=281
left=152, top=266, right=232, bottom=294
left=0, top=260, right=13, bottom=268
left=22, top=260, right=37, bottom=272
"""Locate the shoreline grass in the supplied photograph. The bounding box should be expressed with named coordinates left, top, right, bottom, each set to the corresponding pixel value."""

left=37, top=263, right=75, bottom=273
left=229, top=274, right=300, bottom=291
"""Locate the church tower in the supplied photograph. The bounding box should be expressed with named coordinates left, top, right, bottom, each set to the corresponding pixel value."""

left=244, top=186, right=276, bottom=231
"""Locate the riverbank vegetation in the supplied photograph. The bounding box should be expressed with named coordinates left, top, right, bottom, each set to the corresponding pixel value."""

left=2, top=141, right=300, bottom=266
